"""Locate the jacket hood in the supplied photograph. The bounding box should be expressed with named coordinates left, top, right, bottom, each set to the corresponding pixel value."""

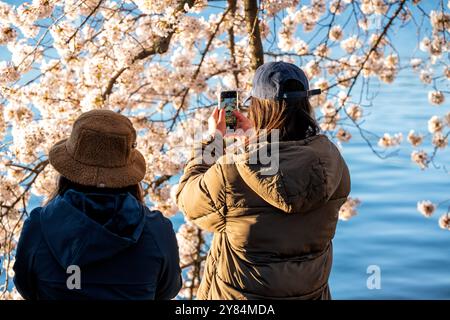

left=233, top=134, right=345, bottom=214
left=40, top=189, right=145, bottom=269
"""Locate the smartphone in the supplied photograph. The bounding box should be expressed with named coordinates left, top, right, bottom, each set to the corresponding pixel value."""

left=219, top=90, right=238, bottom=131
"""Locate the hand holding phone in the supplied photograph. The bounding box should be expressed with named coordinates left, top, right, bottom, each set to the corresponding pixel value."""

left=232, top=110, right=253, bottom=132
left=208, top=107, right=226, bottom=136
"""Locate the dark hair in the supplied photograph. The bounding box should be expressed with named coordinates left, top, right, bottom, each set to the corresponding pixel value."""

left=46, top=175, right=145, bottom=205
left=248, top=79, right=320, bottom=141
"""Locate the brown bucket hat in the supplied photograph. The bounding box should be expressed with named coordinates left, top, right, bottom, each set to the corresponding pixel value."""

left=48, top=110, right=146, bottom=188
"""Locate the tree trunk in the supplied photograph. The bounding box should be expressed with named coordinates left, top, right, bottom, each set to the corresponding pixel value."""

left=244, top=0, right=264, bottom=71
left=227, top=0, right=240, bottom=88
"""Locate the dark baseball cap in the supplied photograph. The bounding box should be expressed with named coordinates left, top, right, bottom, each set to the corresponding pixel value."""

left=245, top=61, right=321, bottom=104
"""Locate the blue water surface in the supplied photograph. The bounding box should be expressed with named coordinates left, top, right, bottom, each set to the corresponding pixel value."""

left=328, top=71, right=450, bottom=299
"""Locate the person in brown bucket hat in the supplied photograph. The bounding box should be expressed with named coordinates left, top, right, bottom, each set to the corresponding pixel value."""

left=13, top=109, right=182, bottom=300
left=48, top=109, right=146, bottom=188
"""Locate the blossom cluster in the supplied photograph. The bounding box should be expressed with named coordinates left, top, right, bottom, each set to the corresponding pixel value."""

left=339, top=197, right=361, bottom=221
left=417, top=200, right=450, bottom=231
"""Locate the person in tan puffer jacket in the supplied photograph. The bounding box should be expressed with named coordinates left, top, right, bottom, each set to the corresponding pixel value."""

left=176, top=62, right=351, bottom=300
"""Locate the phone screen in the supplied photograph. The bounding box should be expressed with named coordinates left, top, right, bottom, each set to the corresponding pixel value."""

left=220, top=91, right=238, bottom=130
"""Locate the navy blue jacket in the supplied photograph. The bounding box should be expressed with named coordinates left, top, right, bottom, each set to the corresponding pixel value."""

left=13, top=189, right=182, bottom=300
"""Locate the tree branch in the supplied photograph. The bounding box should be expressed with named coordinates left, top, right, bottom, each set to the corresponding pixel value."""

left=65, top=0, right=104, bottom=45
left=167, top=6, right=232, bottom=132
left=102, top=0, right=196, bottom=101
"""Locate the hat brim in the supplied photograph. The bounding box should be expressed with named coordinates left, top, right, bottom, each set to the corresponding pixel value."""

left=48, top=139, right=146, bottom=188
left=244, top=89, right=322, bottom=104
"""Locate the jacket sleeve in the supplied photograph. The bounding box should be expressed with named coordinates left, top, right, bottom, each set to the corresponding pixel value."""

left=176, top=137, right=227, bottom=232
left=155, top=216, right=182, bottom=300
left=13, top=208, right=42, bottom=300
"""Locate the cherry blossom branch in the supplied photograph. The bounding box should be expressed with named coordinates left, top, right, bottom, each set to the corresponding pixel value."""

left=328, top=0, right=407, bottom=92
left=0, top=160, right=49, bottom=216
left=15, top=8, right=68, bottom=70
left=167, top=6, right=233, bottom=132
left=266, top=1, right=407, bottom=159
left=180, top=254, right=207, bottom=270
left=428, top=131, right=450, bottom=170
left=65, top=0, right=105, bottom=44
left=102, top=0, right=196, bottom=101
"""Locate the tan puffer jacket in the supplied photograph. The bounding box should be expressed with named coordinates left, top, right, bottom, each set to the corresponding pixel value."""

left=176, top=134, right=351, bottom=300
